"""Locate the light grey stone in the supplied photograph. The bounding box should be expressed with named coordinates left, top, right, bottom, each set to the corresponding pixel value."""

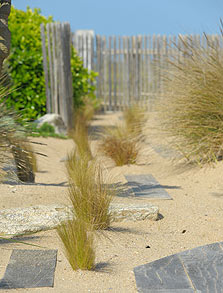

left=35, top=114, right=67, bottom=135
left=0, top=203, right=159, bottom=236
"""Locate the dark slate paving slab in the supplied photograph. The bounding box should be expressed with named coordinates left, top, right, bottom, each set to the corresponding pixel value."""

left=134, top=254, right=194, bottom=292
left=134, top=242, right=223, bottom=293
left=179, top=242, right=223, bottom=292
left=0, top=249, right=57, bottom=289
left=125, top=174, right=173, bottom=199
left=150, top=144, right=181, bottom=159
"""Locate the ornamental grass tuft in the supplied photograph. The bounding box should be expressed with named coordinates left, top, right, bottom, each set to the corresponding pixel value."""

left=100, top=105, right=146, bottom=166
left=157, top=31, right=223, bottom=165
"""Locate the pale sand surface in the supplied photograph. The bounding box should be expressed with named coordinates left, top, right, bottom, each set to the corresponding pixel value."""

left=0, top=112, right=223, bottom=292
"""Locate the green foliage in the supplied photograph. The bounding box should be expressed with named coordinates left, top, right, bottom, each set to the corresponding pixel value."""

left=25, top=122, right=67, bottom=139
left=71, top=48, right=98, bottom=108
left=7, top=6, right=53, bottom=120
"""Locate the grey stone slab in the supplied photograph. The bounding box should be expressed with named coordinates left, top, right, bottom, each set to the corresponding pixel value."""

left=0, top=249, right=57, bottom=289
left=134, top=242, right=223, bottom=293
left=179, top=242, right=223, bottom=292
left=125, top=174, right=172, bottom=199
left=150, top=144, right=181, bottom=159
left=134, top=254, right=194, bottom=292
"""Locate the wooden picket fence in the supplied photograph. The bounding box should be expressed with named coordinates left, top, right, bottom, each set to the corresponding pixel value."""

left=41, top=22, right=73, bottom=129
left=41, top=22, right=222, bottom=119
left=73, top=33, right=222, bottom=111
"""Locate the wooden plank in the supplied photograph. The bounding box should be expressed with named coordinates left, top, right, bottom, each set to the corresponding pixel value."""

left=113, top=36, right=117, bottom=111
left=108, top=36, right=112, bottom=110
left=40, top=23, right=51, bottom=113
left=117, top=36, right=122, bottom=110
left=60, top=22, right=73, bottom=130
left=52, top=23, right=58, bottom=114
left=102, top=36, right=107, bottom=111
left=47, top=24, right=54, bottom=113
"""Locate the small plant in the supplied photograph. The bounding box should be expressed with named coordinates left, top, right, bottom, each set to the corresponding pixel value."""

left=10, top=141, right=35, bottom=182
left=70, top=110, right=93, bottom=161
left=66, top=151, right=114, bottom=230
left=57, top=218, right=95, bottom=271
left=157, top=31, right=223, bottom=165
left=100, top=105, right=145, bottom=166
left=123, top=104, right=147, bottom=137
left=100, top=125, right=139, bottom=166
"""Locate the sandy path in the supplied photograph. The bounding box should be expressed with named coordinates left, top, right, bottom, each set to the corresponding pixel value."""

left=0, top=112, right=223, bottom=292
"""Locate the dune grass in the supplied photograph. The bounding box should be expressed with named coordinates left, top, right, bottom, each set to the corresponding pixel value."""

left=156, top=33, right=223, bottom=165
left=100, top=105, right=146, bottom=166
left=57, top=219, right=95, bottom=270
left=66, top=151, right=114, bottom=230
left=57, top=100, right=114, bottom=270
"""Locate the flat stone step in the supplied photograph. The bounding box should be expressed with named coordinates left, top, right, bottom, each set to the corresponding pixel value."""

left=134, top=242, right=223, bottom=292
left=125, top=174, right=173, bottom=199
left=150, top=143, right=182, bottom=159
left=0, top=249, right=57, bottom=289
left=0, top=203, right=159, bottom=236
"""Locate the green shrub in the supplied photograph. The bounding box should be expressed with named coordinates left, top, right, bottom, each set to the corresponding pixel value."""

left=7, top=6, right=53, bottom=121
left=7, top=6, right=97, bottom=122
left=71, top=48, right=98, bottom=108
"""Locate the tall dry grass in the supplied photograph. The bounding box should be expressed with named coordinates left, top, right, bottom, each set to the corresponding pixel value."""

left=66, top=151, right=114, bottom=230
left=57, top=219, right=95, bottom=270
left=157, top=32, right=223, bottom=164
left=57, top=99, right=114, bottom=271
left=100, top=105, right=146, bottom=166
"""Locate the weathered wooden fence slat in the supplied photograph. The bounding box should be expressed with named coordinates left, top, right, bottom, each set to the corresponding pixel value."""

left=41, top=22, right=73, bottom=130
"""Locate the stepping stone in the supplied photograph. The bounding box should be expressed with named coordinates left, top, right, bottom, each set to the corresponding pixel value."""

left=0, top=249, right=57, bottom=289
left=150, top=143, right=181, bottom=159
left=125, top=174, right=172, bottom=199
left=134, top=241, right=223, bottom=292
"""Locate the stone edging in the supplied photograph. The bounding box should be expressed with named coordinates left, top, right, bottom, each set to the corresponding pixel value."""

left=0, top=203, right=159, bottom=236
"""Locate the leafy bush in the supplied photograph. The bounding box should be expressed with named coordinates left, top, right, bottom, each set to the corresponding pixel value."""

left=71, top=48, right=98, bottom=108
left=7, top=6, right=53, bottom=121
left=157, top=33, right=223, bottom=165
left=7, top=7, right=97, bottom=122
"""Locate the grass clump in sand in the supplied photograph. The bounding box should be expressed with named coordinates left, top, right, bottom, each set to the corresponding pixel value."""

left=100, top=105, right=146, bottom=166
left=157, top=31, right=223, bottom=165
left=66, top=151, right=114, bottom=230
left=57, top=99, right=114, bottom=270
left=57, top=219, right=95, bottom=270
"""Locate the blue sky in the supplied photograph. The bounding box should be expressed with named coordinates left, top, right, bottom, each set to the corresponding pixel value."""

left=12, top=0, right=223, bottom=36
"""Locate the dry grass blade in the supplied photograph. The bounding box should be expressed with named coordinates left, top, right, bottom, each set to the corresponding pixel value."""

left=57, top=219, right=95, bottom=271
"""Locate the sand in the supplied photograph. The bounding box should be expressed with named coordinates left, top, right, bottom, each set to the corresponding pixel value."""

left=0, top=112, right=223, bottom=293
